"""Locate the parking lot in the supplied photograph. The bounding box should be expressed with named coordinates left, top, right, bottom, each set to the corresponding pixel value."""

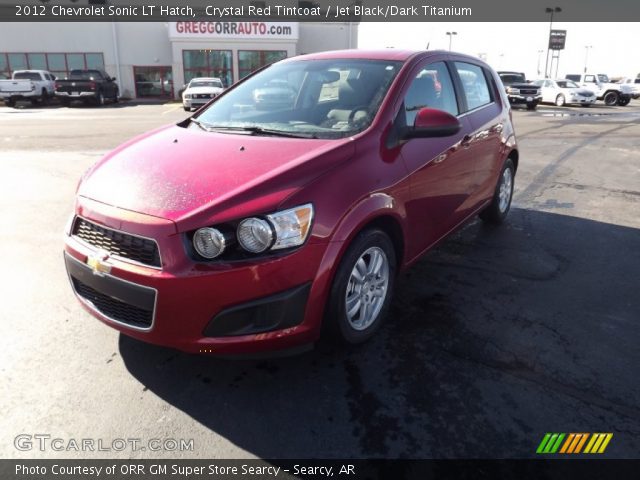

left=1, top=100, right=639, bottom=459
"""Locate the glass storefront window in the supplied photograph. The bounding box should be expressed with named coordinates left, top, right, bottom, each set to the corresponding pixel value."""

left=183, top=50, right=232, bottom=88
left=238, top=50, right=287, bottom=80
left=66, top=53, right=85, bottom=71
left=0, top=52, right=104, bottom=79
left=134, top=66, right=174, bottom=98
left=85, top=53, right=104, bottom=70
left=8, top=53, right=27, bottom=71
left=0, top=53, right=9, bottom=79
left=27, top=53, right=47, bottom=70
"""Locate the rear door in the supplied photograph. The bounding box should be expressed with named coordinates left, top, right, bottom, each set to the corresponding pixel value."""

left=451, top=60, right=506, bottom=207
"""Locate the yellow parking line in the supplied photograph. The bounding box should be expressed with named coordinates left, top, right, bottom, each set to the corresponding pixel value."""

left=162, top=104, right=183, bottom=115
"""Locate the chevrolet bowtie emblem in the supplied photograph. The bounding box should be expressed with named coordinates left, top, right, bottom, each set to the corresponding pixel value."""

left=87, top=250, right=111, bottom=276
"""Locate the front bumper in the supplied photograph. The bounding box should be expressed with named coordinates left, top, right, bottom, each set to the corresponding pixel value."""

left=64, top=202, right=330, bottom=355
left=507, top=94, right=542, bottom=105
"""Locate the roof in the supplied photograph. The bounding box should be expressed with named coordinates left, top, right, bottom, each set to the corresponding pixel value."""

left=287, top=49, right=423, bottom=62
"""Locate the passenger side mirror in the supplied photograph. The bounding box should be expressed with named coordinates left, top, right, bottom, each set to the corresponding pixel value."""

left=111, top=77, right=117, bottom=82
left=404, top=108, right=461, bottom=139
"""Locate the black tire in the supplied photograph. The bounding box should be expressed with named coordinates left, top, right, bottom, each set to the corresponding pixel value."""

left=60, top=98, right=70, bottom=107
left=480, top=158, right=515, bottom=225
left=555, top=94, right=565, bottom=107
left=325, top=229, right=396, bottom=344
left=183, top=106, right=191, bottom=112
left=95, top=91, right=105, bottom=106
left=617, top=96, right=630, bottom=106
left=526, top=103, right=537, bottom=111
left=6, top=99, right=15, bottom=108
left=603, top=91, right=619, bottom=106
left=41, top=88, right=50, bottom=105
left=580, top=103, right=591, bottom=107
left=113, top=90, right=119, bottom=103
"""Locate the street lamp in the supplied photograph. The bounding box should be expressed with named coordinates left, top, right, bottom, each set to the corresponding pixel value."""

left=544, top=6, right=562, bottom=78
left=584, top=45, right=593, bottom=73
left=537, top=49, right=544, bottom=77
left=446, top=31, right=457, bottom=51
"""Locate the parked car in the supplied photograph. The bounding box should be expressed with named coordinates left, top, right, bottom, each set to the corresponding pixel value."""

left=64, top=50, right=518, bottom=356
left=0, top=70, right=56, bottom=107
left=532, top=79, right=596, bottom=106
left=497, top=71, right=542, bottom=110
left=565, top=73, right=632, bottom=106
left=182, top=77, right=224, bottom=111
left=252, top=78, right=298, bottom=109
left=616, top=77, right=640, bottom=99
left=55, top=69, right=119, bottom=106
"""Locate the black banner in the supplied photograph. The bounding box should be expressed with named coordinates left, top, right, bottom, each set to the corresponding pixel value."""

left=2, top=459, right=640, bottom=480
left=1, top=0, right=640, bottom=22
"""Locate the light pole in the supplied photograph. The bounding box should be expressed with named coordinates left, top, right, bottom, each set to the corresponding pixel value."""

left=544, top=7, right=562, bottom=78
left=537, top=49, right=544, bottom=77
left=584, top=45, right=593, bottom=73
left=446, top=31, right=457, bottom=51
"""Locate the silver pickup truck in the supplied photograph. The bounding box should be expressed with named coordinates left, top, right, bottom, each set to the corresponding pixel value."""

left=0, top=70, right=56, bottom=107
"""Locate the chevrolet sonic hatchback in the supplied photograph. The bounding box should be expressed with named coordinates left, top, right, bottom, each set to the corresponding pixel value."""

left=64, top=50, right=518, bottom=355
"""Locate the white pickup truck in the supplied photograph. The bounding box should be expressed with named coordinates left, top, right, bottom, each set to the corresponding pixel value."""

left=565, top=73, right=633, bottom=106
left=0, top=70, right=56, bottom=107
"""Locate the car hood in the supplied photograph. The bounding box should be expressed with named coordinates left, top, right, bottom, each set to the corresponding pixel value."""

left=78, top=124, right=354, bottom=228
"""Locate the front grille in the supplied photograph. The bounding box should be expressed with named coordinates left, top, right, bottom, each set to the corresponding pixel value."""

left=520, top=89, right=538, bottom=95
left=72, top=218, right=161, bottom=268
left=73, top=278, right=153, bottom=328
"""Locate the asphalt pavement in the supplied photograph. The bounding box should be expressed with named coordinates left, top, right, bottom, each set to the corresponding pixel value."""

left=1, top=100, right=639, bottom=459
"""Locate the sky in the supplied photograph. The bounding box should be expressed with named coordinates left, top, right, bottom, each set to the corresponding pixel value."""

left=358, top=22, right=640, bottom=80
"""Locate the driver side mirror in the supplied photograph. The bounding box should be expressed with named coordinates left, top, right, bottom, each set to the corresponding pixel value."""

left=404, top=107, right=462, bottom=139
left=111, top=77, right=117, bottom=82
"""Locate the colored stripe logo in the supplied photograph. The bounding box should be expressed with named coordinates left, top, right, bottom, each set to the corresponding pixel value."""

left=536, top=433, right=613, bottom=454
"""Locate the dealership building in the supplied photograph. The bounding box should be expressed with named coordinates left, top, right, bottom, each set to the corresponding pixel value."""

left=0, top=21, right=358, bottom=99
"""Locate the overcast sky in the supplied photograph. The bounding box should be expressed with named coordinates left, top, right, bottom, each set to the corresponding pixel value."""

left=358, top=22, right=640, bottom=80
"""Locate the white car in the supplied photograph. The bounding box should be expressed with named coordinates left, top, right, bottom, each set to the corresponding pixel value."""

left=617, top=78, right=640, bottom=99
left=533, top=79, right=597, bottom=107
left=0, top=70, right=56, bottom=107
left=182, top=77, right=224, bottom=112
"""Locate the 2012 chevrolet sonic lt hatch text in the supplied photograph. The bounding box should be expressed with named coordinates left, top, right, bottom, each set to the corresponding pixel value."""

left=64, top=49, right=518, bottom=355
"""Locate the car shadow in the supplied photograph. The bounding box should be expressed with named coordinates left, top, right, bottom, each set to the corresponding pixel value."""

left=119, top=207, right=640, bottom=458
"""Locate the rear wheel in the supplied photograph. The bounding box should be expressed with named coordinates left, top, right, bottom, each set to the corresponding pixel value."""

left=480, top=158, right=515, bottom=225
left=325, top=229, right=396, bottom=344
left=41, top=88, right=49, bottom=105
left=95, top=92, right=105, bottom=106
left=6, top=99, right=15, bottom=108
left=603, top=91, right=619, bottom=106
left=555, top=94, right=565, bottom=107
left=183, top=106, right=191, bottom=112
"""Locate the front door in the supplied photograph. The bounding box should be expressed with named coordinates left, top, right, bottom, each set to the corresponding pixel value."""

left=134, top=66, right=174, bottom=99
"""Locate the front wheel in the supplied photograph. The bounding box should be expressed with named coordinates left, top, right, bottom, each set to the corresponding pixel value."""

left=183, top=106, right=191, bottom=112
left=325, top=229, right=396, bottom=344
left=526, top=103, right=537, bottom=111
left=617, top=96, right=630, bottom=106
left=480, top=158, right=515, bottom=225
left=555, top=94, right=565, bottom=107
left=5, top=99, right=15, bottom=108
left=603, top=91, right=619, bottom=106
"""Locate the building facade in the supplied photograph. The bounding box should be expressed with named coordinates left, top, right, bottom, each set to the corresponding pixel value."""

left=0, top=21, right=358, bottom=99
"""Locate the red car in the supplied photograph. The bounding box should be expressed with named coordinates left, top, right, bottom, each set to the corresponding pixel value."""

left=64, top=50, right=518, bottom=355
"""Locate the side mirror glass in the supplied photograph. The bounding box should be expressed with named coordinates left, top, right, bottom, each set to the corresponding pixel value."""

left=404, top=107, right=462, bottom=139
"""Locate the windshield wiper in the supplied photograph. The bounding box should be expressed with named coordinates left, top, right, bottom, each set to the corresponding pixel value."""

left=206, top=125, right=318, bottom=139
left=190, top=117, right=215, bottom=131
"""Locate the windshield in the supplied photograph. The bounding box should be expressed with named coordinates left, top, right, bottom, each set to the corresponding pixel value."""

left=500, top=74, right=526, bottom=83
left=190, top=80, right=223, bottom=88
left=192, top=59, right=403, bottom=139
left=556, top=80, right=579, bottom=88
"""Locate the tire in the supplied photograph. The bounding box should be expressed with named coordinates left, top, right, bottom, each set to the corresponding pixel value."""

left=113, top=90, right=119, bottom=103
left=183, top=106, right=191, bottom=112
left=41, top=88, right=49, bottom=105
left=60, top=98, right=70, bottom=107
left=480, top=158, right=515, bottom=225
left=580, top=103, right=591, bottom=107
left=555, top=94, right=565, bottom=107
left=96, top=92, right=105, bottom=106
left=6, top=99, right=15, bottom=108
left=325, top=229, right=396, bottom=344
left=526, top=103, right=537, bottom=111
left=603, top=91, right=619, bottom=106
left=617, top=96, right=630, bottom=106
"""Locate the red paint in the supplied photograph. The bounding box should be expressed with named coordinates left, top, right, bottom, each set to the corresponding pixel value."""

left=64, top=50, right=517, bottom=355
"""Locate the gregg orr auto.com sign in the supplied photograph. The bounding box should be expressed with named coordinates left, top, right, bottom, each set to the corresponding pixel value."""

left=169, top=21, right=299, bottom=40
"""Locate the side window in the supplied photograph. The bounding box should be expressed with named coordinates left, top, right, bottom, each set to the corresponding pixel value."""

left=402, top=61, right=458, bottom=127
left=585, top=75, right=596, bottom=83
left=454, top=62, right=492, bottom=112
left=544, top=80, right=553, bottom=88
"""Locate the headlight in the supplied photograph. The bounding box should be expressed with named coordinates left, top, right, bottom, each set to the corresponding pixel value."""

left=237, top=218, right=274, bottom=253
left=184, top=94, right=191, bottom=99
left=267, top=204, right=314, bottom=250
left=193, top=227, right=227, bottom=259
